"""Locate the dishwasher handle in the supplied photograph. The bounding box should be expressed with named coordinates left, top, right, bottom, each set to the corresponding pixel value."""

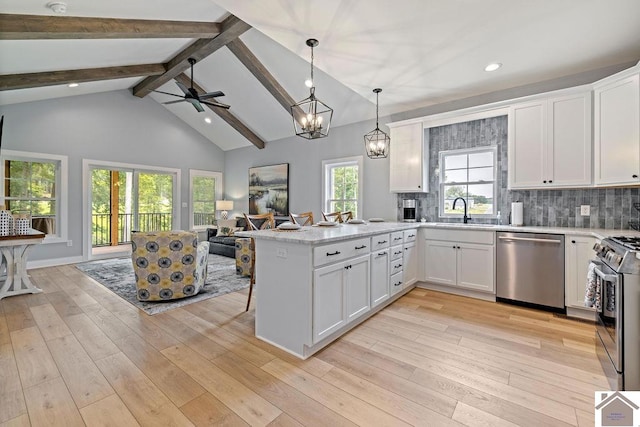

left=498, top=236, right=562, bottom=244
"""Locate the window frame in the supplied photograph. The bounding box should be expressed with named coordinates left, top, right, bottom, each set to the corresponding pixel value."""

left=189, top=169, right=223, bottom=230
left=0, top=149, right=69, bottom=244
left=322, top=156, right=363, bottom=218
left=438, top=146, right=497, bottom=219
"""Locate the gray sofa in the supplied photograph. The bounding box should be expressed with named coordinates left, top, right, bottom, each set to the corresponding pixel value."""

left=206, top=216, right=288, bottom=258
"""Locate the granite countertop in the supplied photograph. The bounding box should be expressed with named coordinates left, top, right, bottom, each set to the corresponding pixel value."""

left=235, top=222, right=419, bottom=244
left=419, top=222, right=640, bottom=240
left=235, top=220, right=640, bottom=245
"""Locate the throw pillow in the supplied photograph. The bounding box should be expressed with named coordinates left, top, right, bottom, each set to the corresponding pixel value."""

left=218, top=226, right=233, bottom=237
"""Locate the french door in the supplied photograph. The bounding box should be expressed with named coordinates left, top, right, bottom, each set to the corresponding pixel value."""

left=89, top=164, right=177, bottom=253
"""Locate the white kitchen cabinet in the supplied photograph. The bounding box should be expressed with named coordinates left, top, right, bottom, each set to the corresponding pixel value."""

left=370, top=249, right=390, bottom=307
left=313, top=254, right=370, bottom=343
left=403, top=241, right=418, bottom=289
left=389, top=122, right=428, bottom=192
left=594, top=71, right=640, bottom=186
left=423, top=229, right=495, bottom=293
left=565, top=235, right=597, bottom=319
left=457, top=243, right=495, bottom=292
left=508, top=91, right=592, bottom=189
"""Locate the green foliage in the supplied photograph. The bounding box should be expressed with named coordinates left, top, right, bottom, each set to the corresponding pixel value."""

left=5, top=160, right=56, bottom=215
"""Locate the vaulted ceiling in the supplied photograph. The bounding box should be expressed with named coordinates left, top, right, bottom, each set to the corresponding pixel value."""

left=1, top=0, right=639, bottom=152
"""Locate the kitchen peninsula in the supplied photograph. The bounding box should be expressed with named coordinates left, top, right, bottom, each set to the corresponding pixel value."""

left=236, top=222, right=419, bottom=359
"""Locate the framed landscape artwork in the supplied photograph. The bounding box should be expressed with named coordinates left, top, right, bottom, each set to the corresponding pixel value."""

left=248, top=163, right=289, bottom=216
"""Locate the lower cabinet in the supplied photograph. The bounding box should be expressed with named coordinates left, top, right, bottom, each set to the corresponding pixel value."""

left=423, top=229, right=495, bottom=293
left=313, top=254, right=370, bottom=343
left=565, top=235, right=597, bottom=317
left=403, top=241, right=418, bottom=288
left=370, top=249, right=390, bottom=307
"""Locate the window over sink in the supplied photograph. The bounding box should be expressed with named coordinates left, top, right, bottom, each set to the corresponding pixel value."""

left=439, top=147, right=497, bottom=219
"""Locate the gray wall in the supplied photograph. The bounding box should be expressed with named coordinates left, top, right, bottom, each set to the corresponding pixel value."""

left=399, top=116, right=640, bottom=230
left=224, top=117, right=396, bottom=222
left=0, top=90, right=225, bottom=263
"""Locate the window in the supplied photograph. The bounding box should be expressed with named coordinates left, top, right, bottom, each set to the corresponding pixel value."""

left=439, top=147, right=497, bottom=218
left=1, top=150, right=68, bottom=242
left=322, top=156, right=363, bottom=218
left=189, top=169, right=222, bottom=229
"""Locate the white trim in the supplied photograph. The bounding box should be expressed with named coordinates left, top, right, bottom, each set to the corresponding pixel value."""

left=82, top=158, right=181, bottom=262
left=189, top=169, right=223, bottom=230
left=321, top=155, right=364, bottom=217
left=27, top=255, right=84, bottom=269
left=386, top=83, right=595, bottom=130
left=0, top=149, right=69, bottom=244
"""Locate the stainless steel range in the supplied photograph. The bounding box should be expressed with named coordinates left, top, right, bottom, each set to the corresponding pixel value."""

left=593, top=236, right=640, bottom=391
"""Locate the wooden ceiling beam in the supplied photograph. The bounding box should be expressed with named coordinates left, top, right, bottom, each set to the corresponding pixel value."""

left=227, top=38, right=305, bottom=121
left=0, top=64, right=165, bottom=91
left=132, top=15, right=251, bottom=98
left=174, top=73, right=265, bottom=149
left=0, top=14, right=221, bottom=39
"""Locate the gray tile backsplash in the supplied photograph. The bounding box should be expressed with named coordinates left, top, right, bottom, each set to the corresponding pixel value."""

left=397, top=115, right=640, bottom=230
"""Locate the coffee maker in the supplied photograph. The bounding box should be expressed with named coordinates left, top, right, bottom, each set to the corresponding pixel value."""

left=402, top=199, right=416, bottom=222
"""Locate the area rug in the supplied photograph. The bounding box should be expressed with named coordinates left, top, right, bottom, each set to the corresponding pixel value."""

left=75, top=254, right=249, bottom=315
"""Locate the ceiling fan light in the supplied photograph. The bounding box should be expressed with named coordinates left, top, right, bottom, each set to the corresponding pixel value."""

left=484, top=62, right=502, bottom=72
left=204, top=117, right=212, bottom=124
left=291, top=39, right=333, bottom=140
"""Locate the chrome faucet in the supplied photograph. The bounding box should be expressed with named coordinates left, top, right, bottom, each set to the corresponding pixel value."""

left=452, top=197, right=471, bottom=223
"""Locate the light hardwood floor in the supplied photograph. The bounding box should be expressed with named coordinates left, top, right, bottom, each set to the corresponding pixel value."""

left=0, top=265, right=605, bottom=426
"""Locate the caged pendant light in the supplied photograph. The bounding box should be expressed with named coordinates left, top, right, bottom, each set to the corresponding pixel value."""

left=291, top=39, right=333, bottom=140
left=364, top=88, right=390, bottom=159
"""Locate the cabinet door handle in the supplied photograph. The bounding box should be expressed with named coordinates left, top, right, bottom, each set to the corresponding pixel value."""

left=408, top=234, right=415, bottom=238
left=633, top=174, right=638, bottom=179
left=377, top=252, right=386, bottom=257
left=395, top=263, right=403, bottom=269
left=344, top=265, right=352, bottom=270
left=549, top=180, right=553, bottom=183
left=355, top=245, right=367, bottom=250
left=543, top=180, right=547, bottom=183
left=394, top=281, right=402, bottom=287
left=571, top=240, right=576, bottom=244
left=378, top=240, right=387, bottom=244
left=326, top=251, right=341, bottom=256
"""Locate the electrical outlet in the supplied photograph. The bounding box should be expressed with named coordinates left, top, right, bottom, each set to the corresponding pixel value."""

left=67, top=240, right=72, bottom=247
left=181, top=202, right=188, bottom=208
left=276, top=248, right=287, bottom=258
left=580, top=205, right=590, bottom=216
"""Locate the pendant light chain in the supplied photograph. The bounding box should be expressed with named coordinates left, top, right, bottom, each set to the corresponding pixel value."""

left=310, top=43, right=314, bottom=90
left=376, top=90, right=379, bottom=128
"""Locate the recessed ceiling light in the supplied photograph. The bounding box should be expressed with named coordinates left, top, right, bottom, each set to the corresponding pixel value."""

left=204, top=117, right=212, bottom=124
left=68, top=83, right=79, bottom=88
left=484, top=63, right=502, bottom=72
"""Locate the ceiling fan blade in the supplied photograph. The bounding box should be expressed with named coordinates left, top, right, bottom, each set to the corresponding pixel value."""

left=189, top=100, right=205, bottom=112
left=175, top=81, right=190, bottom=95
left=162, top=99, right=186, bottom=105
left=201, top=100, right=231, bottom=110
left=153, top=90, right=184, bottom=98
left=199, top=91, right=225, bottom=100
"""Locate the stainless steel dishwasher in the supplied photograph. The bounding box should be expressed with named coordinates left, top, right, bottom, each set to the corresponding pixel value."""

left=496, top=231, right=565, bottom=311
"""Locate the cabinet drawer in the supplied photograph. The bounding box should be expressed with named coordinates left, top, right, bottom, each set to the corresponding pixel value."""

left=391, top=231, right=404, bottom=246
left=423, top=228, right=494, bottom=245
left=313, top=237, right=370, bottom=266
left=404, top=229, right=417, bottom=243
left=371, top=233, right=390, bottom=251
left=390, top=271, right=404, bottom=295
left=390, top=245, right=404, bottom=261
left=390, top=258, right=404, bottom=276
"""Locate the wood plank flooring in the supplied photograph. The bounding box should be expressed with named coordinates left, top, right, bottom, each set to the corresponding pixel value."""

left=0, top=265, right=606, bottom=426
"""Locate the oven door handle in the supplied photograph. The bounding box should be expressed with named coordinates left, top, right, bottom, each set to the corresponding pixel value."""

left=593, top=266, right=618, bottom=283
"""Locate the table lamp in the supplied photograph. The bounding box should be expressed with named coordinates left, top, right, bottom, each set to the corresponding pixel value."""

left=216, top=200, right=234, bottom=220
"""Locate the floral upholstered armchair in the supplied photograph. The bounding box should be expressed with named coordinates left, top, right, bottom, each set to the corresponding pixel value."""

left=131, top=230, right=209, bottom=301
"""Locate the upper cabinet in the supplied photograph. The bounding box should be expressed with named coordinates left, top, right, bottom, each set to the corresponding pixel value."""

left=389, top=122, right=428, bottom=192
left=593, top=71, right=640, bottom=186
left=508, top=91, right=592, bottom=189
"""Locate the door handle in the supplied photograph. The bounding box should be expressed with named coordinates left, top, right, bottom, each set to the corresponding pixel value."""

left=593, top=266, right=618, bottom=283
left=498, top=236, right=562, bottom=244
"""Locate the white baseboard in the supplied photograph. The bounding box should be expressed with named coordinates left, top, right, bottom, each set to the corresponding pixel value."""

left=27, top=256, right=84, bottom=269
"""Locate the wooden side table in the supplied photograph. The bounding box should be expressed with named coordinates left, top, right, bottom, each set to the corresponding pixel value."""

left=0, top=231, right=45, bottom=301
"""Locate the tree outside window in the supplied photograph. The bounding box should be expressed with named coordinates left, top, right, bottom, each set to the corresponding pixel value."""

left=323, top=156, right=363, bottom=218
